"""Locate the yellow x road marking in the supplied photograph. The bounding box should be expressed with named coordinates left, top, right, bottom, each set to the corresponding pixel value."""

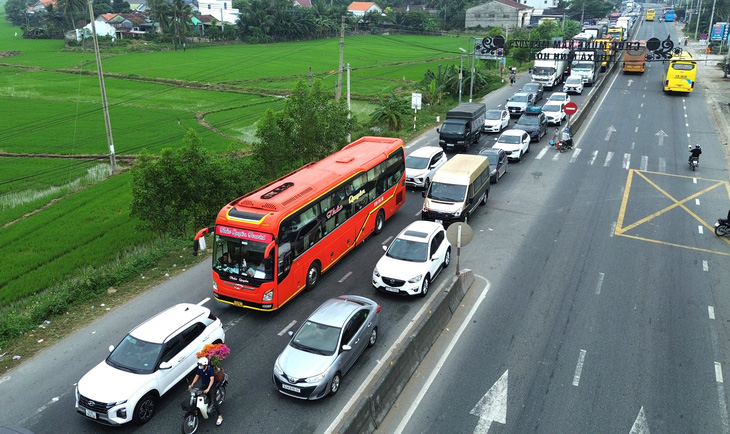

left=615, top=169, right=730, bottom=255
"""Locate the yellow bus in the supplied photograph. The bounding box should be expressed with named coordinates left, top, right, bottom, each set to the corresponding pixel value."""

left=646, top=9, right=656, bottom=20
left=663, top=52, right=696, bottom=93
left=623, top=40, right=647, bottom=73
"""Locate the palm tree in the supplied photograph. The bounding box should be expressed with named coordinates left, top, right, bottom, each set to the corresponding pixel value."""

left=147, top=0, right=172, bottom=35
left=370, top=91, right=411, bottom=131
left=170, top=0, right=191, bottom=49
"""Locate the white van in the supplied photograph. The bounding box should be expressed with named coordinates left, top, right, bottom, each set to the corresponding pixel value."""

left=421, top=154, right=490, bottom=226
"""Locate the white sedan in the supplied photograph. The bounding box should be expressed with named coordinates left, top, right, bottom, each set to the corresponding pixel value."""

left=483, top=109, right=510, bottom=133
left=405, top=146, right=448, bottom=189
left=492, top=129, right=531, bottom=161
left=547, top=92, right=571, bottom=104
left=372, top=220, right=451, bottom=297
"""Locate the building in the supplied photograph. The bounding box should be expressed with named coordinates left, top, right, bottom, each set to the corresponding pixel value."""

left=465, top=0, right=532, bottom=30
left=347, top=2, right=382, bottom=17
left=196, top=0, right=239, bottom=25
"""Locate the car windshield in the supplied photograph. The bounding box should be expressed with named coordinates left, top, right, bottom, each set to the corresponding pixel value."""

left=427, top=182, right=467, bottom=202
left=406, top=155, right=429, bottom=170
left=107, top=335, right=163, bottom=374
left=290, top=320, right=341, bottom=355
left=511, top=94, right=528, bottom=103
left=485, top=110, right=503, bottom=120
left=522, top=85, right=538, bottom=92
left=517, top=116, right=540, bottom=126
left=550, top=94, right=567, bottom=101
left=567, top=78, right=582, bottom=84
left=498, top=134, right=522, bottom=145
left=543, top=104, right=561, bottom=112
left=387, top=237, right=429, bottom=262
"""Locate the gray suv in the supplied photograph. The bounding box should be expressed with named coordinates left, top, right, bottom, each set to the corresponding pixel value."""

left=506, top=92, right=536, bottom=117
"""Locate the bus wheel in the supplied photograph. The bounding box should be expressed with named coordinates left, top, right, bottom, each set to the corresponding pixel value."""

left=374, top=210, right=386, bottom=235
left=306, top=261, right=321, bottom=291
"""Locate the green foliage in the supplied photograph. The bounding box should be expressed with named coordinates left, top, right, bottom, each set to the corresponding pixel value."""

left=253, top=79, right=353, bottom=178
left=370, top=90, right=411, bottom=131
left=130, top=129, right=241, bottom=236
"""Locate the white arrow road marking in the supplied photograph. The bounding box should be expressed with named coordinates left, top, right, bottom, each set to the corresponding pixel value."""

left=605, top=126, right=616, bottom=141
left=655, top=129, right=668, bottom=146
left=630, top=406, right=650, bottom=434
left=470, top=370, right=508, bottom=434
left=628, top=79, right=634, bottom=86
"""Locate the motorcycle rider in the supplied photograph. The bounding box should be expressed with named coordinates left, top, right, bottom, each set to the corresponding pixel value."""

left=509, top=67, right=516, bottom=86
left=688, top=144, right=702, bottom=164
left=560, top=127, right=573, bottom=149
left=189, top=357, right=223, bottom=426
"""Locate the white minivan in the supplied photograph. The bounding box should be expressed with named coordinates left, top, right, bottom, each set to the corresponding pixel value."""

left=563, top=75, right=584, bottom=94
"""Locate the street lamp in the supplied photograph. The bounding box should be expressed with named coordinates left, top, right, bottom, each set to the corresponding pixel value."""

left=458, top=47, right=466, bottom=104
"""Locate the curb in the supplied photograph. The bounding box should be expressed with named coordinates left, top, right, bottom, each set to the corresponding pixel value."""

left=336, top=269, right=475, bottom=434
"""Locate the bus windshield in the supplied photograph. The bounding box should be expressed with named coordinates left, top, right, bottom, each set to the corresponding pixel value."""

left=214, top=231, right=274, bottom=282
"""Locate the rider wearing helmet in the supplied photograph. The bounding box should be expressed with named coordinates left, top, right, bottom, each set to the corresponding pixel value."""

left=189, top=357, right=223, bottom=425
left=689, top=144, right=702, bottom=163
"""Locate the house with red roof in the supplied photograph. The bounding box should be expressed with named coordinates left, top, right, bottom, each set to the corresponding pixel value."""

left=347, top=2, right=382, bottom=17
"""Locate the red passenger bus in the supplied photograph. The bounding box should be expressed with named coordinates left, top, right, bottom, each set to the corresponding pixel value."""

left=196, top=136, right=406, bottom=311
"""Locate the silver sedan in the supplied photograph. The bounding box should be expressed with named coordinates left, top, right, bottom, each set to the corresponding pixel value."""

left=273, top=295, right=380, bottom=400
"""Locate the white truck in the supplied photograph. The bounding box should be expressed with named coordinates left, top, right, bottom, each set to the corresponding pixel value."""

left=571, top=49, right=603, bottom=86
left=531, top=48, right=570, bottom=88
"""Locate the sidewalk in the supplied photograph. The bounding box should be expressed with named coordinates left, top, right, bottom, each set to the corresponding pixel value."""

left=682, top=38, right=730, bottom=155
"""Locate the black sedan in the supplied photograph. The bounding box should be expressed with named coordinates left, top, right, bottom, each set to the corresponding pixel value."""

left=478, top=148, right=508, bottom=183
left=520, top=82, right=544, bottom=102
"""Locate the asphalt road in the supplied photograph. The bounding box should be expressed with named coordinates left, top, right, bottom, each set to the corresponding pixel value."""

left=4, top=12, right=730, bottom=434
left=378, top=14, right=730, bottom=434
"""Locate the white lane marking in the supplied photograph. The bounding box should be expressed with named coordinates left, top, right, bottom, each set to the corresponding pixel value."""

left=631, top=141, right=636, bottom=150
left=569, top=148, right=581, bottom=163
left=630, top=406, right=650, bottom=434
left=197, top=298, right=210, bottom=306
left=637, top=113, right=641, bottom=119
left=610, top=221, right=616, bottom=237
left=703, top=260, right=709, bottom=271
left=658, top=158, right=666, bottom=173
left=716, top=362, right=724, bottom=383
left=394, top=279, right=491, bottom=434
left=623, top=153, right=631, bottom=169
left=278, top=320, right=297, bottom=336
left=589, top=150, right=598, bottom=165
left=603, top=152, right=614, bottom=167
left=699, top=226, right=704, bottom=235
left=338, top=271, right=352, bottom=283
left=414, top=209, right=421, bottom=217
left=635, top=126, right=639, bottom=133
left=709, top=306, right=716, bottom=320
left=696, top=198, right=701, bottom=206
left=552, top=152, right=561, bottom=161
left=694, top=178, right=698, bottom=184
left=0, top=375, right=11, bottom=385
left=595, top=272, right=605, bottom=295
left=640, top=155, right=648, bottom=171
left=536, top=146, right=549, bottom=160
left=383, top=235, right=393, bottom=245
left=572, top=349, right=587, bottom=386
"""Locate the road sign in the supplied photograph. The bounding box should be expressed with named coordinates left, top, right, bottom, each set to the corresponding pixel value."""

left=564, top=102, right=578, bottom=116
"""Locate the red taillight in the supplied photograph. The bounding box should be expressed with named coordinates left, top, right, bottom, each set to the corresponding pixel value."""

left=376, top=305, right=381, bottom=313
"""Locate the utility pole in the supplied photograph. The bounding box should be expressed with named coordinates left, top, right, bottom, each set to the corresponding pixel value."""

left=346, top=63, right=351, bottom=142
left=707, top=0, right=718, bottom=45
left=336, top=16, right=345, bottom=101
left=469, top=45, right=475, bottom=102
left=88, top=0, right=116, bottom=171
left=694, top=0, right=702, bottom=39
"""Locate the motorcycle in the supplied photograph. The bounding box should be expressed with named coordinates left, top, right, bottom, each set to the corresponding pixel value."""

left=181, top=373, right=228, bottom=434
left=689, top=157, right=699, bottom=171
left=715, top=219, right=730, bottom=237
left=550, top=130, right=573, bottom=153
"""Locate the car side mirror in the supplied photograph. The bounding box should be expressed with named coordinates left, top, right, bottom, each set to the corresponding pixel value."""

left=159, top=361, right=172, bottom=370
left=422, top=191, right=426, bottom=198
left=431, top=253, right=439, bottom=261
left=342, top=345, right=352, bottom=351
left=436, top=128, right=440, bottom=133
left=382, top=245, right=387, bottom=252
left=108, top=345, right=115, bottom=353
left=288, top=330, right=294, bottom=337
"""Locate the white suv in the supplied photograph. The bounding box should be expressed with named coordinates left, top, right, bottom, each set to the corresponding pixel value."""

left=372, top=221, right=451, bottom=297
left=75, top=303, right=225, bottom=425
left=406, top=146, right=448, bottom=189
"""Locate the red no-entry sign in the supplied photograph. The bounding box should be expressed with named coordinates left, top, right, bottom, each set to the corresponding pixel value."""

left=564, top=102, right=578, bottom=116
